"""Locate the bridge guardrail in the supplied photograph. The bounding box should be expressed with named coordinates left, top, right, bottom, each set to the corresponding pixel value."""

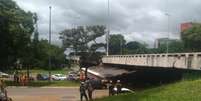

left=102, top=52, right=201, bottom=70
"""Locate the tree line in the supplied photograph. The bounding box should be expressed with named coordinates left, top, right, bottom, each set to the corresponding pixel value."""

left=60, top=24, right=201, bottom=56
left=1, top=0, right=201, bottom=70
left=108, top=23, right=201, bottom=55
left=0, top=0, right=65, bottom=70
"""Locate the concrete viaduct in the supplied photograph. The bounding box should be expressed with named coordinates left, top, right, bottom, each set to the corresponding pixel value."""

left=102, top=52, right=201, bottom=70
left=70, top=53, right=201, bottom=86
left=70, top=52, right=201, bottom=70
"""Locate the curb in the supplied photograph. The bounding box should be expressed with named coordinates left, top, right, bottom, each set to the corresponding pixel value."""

left=7, top=86, right=79, bottom=89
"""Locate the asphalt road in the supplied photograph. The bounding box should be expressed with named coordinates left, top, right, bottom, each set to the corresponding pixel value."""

left=7, top=87, right=108, bottom=101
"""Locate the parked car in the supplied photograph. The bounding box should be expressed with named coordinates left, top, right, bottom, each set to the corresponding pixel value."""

left=113, top=87, right=134, bottom=94
left=68, top=71, right=78, bottom=75
left=90, top=79, right=107, bottom=89
left=36, top=74, right=49, bottom=80
left=29, top=76, right=35, bottom=81
left=51, top=74, right=67, bottom=80
left=67, top=74, right=79, bottom=81
left=0, top=72, right=9, bottom=78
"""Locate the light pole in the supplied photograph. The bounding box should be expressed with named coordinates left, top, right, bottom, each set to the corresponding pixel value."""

left=48, top=6, right=52, bottom=82
left=106, top=0, right=110, bottom=56
left=165, top=13, right=170, bottom=54
left=165, top=12, right=170, bottom=67
left=120, top=38, right=123, bottom=55
left=73, top=16, right=80, bottom=63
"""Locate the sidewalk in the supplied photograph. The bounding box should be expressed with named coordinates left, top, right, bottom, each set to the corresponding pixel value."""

left=7, top=86, right=79, bottom=89
left=7, top=87, right=108, bottom=101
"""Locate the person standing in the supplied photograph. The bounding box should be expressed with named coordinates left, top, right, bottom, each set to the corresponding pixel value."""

left=0, top=80, right=3, bottom=91
left=0, top=79, right=6, bottom=100
left=20, top=73, right=26, bottom=86
left=108, top=80, right=114, bottom=96
left=86, top=79, right=94, bottom=101
left=14, top=71, right=19, bottom=84
left=116, top=80, right=122, bottom=95
left=80, top=82, right=88, bottom=101
left=0, top=79, right=5, bottom=93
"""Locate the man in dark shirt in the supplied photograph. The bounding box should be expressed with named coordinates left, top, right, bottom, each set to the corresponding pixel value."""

left=108, top=80, right=114, bottom=96
left=80, top=82, right=88, bottom=101
left=116, top=80, right=122, bottom=95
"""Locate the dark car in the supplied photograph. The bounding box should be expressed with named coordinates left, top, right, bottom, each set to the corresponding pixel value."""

left=90, top=79, right=107, bottom=89
left=36, top=74, right=49, bottom=80
left=29, top=76, right=35, bottom=81
left=67, top=74, right=78, bottom=81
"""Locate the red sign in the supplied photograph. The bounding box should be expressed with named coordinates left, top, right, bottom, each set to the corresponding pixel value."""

left=181, top=22, right=192, bottom=32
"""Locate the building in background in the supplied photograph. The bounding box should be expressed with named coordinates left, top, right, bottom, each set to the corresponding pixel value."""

left=154, top=38, right=179, bottom=48
left=180, top=22, right=201, bottom=32
left=181, top=22, right=193, bottom=32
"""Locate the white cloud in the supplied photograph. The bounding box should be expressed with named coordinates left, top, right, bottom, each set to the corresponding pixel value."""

left=14, top=0, right=201, bottom=47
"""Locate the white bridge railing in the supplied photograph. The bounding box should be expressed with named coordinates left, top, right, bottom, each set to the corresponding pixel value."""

left=102, top=52, right=201, bottom=70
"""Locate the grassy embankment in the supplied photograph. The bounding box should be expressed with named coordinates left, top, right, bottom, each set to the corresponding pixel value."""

left=95, top=71, right=201, bottom=101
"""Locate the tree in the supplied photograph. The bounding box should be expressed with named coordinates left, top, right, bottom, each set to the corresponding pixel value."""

left=109, top=34, right=126, bottom=55
left=28, top=39, right=66, bottom=69
left=33, top=13, right=39, bottom=44
left=90, top=43, right=105, bottom=53
left=60, top=25, right=106, bottom=78
left=168, top=41, right=185, bottom=53
left=146, top=40, right=185, bottom=54
left=0, top=0, right=34, bottom=69
left=181, top=23, right=201, bottom=52
left=59, top=25, right=106, bottom=53
left=125, top=41, right=148, bottom=54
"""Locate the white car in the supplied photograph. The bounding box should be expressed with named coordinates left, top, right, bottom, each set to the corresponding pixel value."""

left=0, top=72, right=9, bottom=78
left=51, top=74, right=67, bottom=80
left=114, top=87, right=135, bottom=93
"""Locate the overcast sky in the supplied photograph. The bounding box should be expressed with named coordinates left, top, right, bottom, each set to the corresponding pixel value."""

left=14, top=0, right=201, bottom=47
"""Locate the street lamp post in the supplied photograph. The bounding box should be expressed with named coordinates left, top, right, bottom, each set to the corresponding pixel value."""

left=73, top=16, right=80, bottom=57
left=120, top=38, right=123, bottom=55
left=106, top=0, right=110, bottom=56
left=165, top=12, right=170, bottom=67
left=48, top=6, right=52, bottom=82
left=165, top=13, right=170, bottom=54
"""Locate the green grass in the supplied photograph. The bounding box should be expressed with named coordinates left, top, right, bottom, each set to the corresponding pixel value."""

left=20, top=69, right=69, bottom=75
left=95, top=71, right=201, bottom=101
left=5, top=80, right=79, bottom=87
left=5, top=68, right=80, bottom=87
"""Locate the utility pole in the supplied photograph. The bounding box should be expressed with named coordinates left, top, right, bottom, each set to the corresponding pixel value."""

left=165, top=12, right=170, bottom=67
left=165, top=0, right=170, bottom=54
left=106, top=0, right=110, bottom=56
left=120, top=38, right=123, bottom=55
left=166, top=13, right=170, bottom=54
left=48, top=6, right=52, bottom=82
